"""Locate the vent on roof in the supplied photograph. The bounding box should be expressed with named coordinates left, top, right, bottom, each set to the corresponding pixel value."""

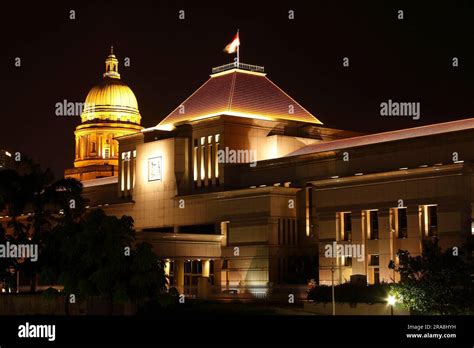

left=212, top=62, right=265, bottom=74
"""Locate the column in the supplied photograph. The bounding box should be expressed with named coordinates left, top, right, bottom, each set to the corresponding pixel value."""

left=202, top=260, right=210, bottom=277
left=175, top=260, right=185, bottom=294
left=75, top=137, right=79, bottom=159
left=198, top=259, right=211, bottom=299
left=164, top=260, right=171, bottom=286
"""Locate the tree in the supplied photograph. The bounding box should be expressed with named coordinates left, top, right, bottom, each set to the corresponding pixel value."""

left=41, top=209, right=168, bottom=313
left=389, top=237, right=474, bottom=314
left=0, top=157, right=85, bottom=292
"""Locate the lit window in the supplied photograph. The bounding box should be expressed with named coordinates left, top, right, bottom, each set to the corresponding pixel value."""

left=305, top=186, right=312, bottom=237
left=341, top=256, right=352, bottom=267
left=339, top=212, right=352, bottom=241
left=132, top=150, right=136, bottom=189
left=420, top=204, right=438, bottom=237
left=369, top=254, right=379, bottom=266
left=193, top=142, right=198, bottom=181
left=367, top=210, right=379, bottom=240
left=397, top=208, right=408, bottom=238
left=126, top=151, right=131, bottom=190
left=208, top=144, right=213, bottom=179
left=390, top=207, right=408, bottom=238
left=200, top=145, right=205, bottom=180
left=214, top=135, right=220, bottom=179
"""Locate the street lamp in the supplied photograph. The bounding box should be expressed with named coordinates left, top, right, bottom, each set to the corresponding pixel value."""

left=331, top=261, right=335, bottom=316
left=387, top=295, right=396, bottom=316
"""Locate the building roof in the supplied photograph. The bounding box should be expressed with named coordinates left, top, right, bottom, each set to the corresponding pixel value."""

left=156, top=68, right=322, bottom=129
left=81, top=175, right=118, bottom=188
left=81, top=48, right=141, bottom=125
left=287, top=117, right=474, bottom=157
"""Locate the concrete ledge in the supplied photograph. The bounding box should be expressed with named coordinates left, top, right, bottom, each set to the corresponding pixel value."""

left=304, top=302, right=409, bottom=315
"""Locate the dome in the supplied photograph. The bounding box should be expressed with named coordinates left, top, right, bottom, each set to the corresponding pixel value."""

left=81, top=48, right=141, bottom=125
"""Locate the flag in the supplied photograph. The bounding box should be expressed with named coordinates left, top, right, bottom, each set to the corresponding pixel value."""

left=224, top=31, right=240, bottom=54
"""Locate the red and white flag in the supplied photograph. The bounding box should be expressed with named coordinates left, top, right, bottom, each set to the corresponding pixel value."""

left=224, top=31, right=240, bottom=54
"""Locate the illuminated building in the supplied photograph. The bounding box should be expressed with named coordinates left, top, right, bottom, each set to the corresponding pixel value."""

left=65, top=48, right=143, bottom=181
left=72, top=54, right=472, bottom=297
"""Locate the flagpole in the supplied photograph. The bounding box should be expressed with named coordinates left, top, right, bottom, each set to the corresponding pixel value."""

left=236, top=29, right=240, bottom=66
left=237, top=45, right=239, bottom=66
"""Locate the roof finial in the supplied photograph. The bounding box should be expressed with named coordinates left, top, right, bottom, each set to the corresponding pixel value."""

left=103, top=47, right=120, bottom=79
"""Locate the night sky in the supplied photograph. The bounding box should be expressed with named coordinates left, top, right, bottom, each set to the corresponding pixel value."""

left=1, top=1, right=474, bottom=178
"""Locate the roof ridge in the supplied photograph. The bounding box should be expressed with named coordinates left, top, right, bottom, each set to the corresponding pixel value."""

left=158, top=77, right=213, bottom=126
left=227, top=72, right=237, bottom=112
left=263, top=76, right=322, bottom=124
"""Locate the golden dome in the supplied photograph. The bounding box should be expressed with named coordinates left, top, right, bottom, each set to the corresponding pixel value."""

left=81, top=47, right=141, bottom=125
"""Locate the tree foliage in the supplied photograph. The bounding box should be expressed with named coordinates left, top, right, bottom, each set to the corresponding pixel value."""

left=41, top=209, right=167, bottom=305
left=0, top=157, right=85, bottom=291
left=389, top=238, right=474, bottom=314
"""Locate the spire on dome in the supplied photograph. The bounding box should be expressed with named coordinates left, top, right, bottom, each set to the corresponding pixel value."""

left=103, top=46, right=120, bottom=79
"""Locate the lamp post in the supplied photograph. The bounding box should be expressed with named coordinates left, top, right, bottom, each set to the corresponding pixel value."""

left=331, top=261, right=335, bottom=316
left=387, top=295, right=396, bottom=316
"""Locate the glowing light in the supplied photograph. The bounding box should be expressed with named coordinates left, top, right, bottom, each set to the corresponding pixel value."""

left=387, top=295, right=396, bottom=306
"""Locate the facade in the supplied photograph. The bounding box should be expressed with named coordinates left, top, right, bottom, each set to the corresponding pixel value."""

left=70, top=53, right=473, bottom=297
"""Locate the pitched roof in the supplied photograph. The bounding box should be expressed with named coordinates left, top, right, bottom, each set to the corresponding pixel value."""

left=157, top=68, right=322, bottom=128
left=287, top=117, right=474, bottom=157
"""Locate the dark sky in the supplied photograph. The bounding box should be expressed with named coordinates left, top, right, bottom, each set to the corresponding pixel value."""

left=1, top=1, right=474, bottom=178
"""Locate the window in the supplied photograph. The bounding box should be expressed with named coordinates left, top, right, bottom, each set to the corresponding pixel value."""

left=305, top=186, right=312, bottom=237
left=342, top=256, right=352, bottom=267
left=183, top=260, right=214, bottom=286
left=132, top=150, right=137, bottom=189
left=369, top=254, right=379, bottom=266
left=428, top=205, right=437, bottom=236
left=398, top=208, right=408, bottom=238
left=342, top=212, right=352, bottom=241
left=369, top=210, right=379, bottom=240
left=193, top=139, right=198, bottom=181
left=125, top=151, right=131, bottom=190
left=215, top=134, right=220, bottom=180
left=200, top=141, right=205, bottom=181
left=421, top=204, right=438, bottom=237
left=208, top=143, right=212, bottom=180
left=373, top=268, right=380, bottom=284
